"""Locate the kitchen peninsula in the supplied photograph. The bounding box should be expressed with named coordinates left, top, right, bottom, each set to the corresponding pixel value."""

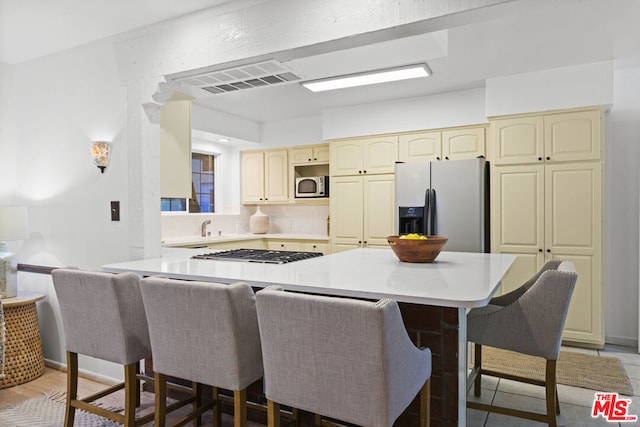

left=103, top=248, right=514, bottom=426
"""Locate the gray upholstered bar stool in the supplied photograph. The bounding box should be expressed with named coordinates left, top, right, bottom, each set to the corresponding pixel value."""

left=140, top=277, right=265, bottom=427
left=51, top=269, right=156, bottom=427
left=466, top=261, right=577, bottom=427
left=256, top=286, right=432, bottom=427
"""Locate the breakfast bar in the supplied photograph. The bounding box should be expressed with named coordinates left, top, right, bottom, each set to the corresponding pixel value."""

left=103, top=247, right=514, bottom=426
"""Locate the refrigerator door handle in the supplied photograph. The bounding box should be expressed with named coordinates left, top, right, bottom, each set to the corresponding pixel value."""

left=424, top=189, right=431, bottom=235
left=430, top=189, right=437, bottom=235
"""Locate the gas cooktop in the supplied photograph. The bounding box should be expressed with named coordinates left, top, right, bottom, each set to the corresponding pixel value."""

left=191, top=248, right=323, bottom=264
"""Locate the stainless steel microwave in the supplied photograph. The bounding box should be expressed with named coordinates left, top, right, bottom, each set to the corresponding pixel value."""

left=295, top=176, right=329, bottom=198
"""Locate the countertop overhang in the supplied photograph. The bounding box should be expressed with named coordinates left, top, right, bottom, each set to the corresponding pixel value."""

left=103, top=248, right=514, bottom=308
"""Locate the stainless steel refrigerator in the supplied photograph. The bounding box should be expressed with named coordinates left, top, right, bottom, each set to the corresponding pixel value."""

left=394, top=158, right=489, bottom=253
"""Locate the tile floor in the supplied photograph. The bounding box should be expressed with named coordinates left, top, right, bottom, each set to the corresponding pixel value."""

left=466, top=345, right=640, bottom=426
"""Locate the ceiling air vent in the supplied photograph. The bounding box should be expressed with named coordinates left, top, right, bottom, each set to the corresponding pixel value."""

left=173, top=60, right=301, bottom=95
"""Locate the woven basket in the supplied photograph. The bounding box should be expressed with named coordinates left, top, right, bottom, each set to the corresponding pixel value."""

left=0, top=302, right=45, bottom=388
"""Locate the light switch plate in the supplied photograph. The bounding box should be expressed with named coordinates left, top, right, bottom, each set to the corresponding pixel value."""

left=111, top=201, right=120, bottom=221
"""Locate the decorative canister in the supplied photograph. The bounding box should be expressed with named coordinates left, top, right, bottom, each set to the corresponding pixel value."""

left=249, top=206, right=269, bottom=234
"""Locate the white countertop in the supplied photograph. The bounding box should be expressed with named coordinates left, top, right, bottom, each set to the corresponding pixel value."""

left=103, top=248, right=514, bottom=308
left=162, top=233, right=329, bottom=247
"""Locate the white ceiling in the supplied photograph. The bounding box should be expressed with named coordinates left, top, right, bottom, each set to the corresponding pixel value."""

left=0, top=0, right=232, bottom=64
left=2, top=0, right=639, bottom=129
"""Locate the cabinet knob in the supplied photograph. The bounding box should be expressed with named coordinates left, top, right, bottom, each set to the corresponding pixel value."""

left=538, top=157, right=543, bottom=161
left=546, top=249, right=551, bottom=253
left=314, top=158, right=317, bottom=161
left=358, top=170, right=362, bottom=174
left=546, top=156, right=551, bottom=161
left=436, top=157, right=441, bottom=160
left=363, top=170, right=367, bottom=174
left=259, top=198, right=263, bottom=200
left=308, top=158, right=312, bottom=161
left=539, top=249, right=543, bottom=252
left=445, top=156, right=449, bottom=160
left=358, top=240, right=362, bottom=244
left=363, top=241, right=367, bottom=244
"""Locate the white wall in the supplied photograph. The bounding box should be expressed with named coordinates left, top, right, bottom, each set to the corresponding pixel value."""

left=6, top=39, right=135, bottom=380
left=605, top=66, right=640, bottom=346
left=322, top=87, right=487, bottom=140
left=485, top=61, right=614, bottom=116
left=261, top=115, right=324, bottom=148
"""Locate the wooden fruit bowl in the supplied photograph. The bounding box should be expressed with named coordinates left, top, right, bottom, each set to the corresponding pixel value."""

left=387, top=235, right=448, bottom=263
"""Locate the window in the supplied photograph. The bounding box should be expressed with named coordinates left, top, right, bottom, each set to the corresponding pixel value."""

left=161, top=152, right=215, bottom=213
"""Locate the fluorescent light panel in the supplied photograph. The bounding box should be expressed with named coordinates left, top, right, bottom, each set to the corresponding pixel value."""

left=301, top=63, right=431, bottom=92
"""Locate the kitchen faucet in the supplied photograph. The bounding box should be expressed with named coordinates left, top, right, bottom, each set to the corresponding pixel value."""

left=201, top=219, right=211, bottom=237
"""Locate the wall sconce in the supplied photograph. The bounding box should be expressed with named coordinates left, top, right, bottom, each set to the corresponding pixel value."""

left=90, top=141, right=112, bottom=173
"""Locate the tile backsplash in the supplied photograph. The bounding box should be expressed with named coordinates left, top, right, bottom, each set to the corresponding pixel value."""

left=161, top=205, right=330, bottom=239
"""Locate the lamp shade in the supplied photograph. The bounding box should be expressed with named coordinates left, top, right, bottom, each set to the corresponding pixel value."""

left=0, top=206, right=29, bottom=241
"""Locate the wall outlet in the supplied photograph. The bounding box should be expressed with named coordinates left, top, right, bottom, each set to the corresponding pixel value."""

left=111, top=201, right=120, bottom=221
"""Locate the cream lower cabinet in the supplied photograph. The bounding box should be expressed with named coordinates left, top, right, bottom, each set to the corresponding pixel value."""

left=267, top=239, right=329, bottom=254
left=492, top=162, right=603, bottom=347
left=241, top=149, right=289, bottom=204
left=330, top=174, right=395, bottom=253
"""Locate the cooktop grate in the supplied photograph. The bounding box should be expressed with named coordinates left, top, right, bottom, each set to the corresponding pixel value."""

left=191, top=248, right=323, bottom=264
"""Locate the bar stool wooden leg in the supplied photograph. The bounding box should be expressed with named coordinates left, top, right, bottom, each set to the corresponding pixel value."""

left=420, top=377, right=431, bottom=427
left=65, top=352, right=78, bottom=427
left=193, top=382, right=202, bottom=427
left=212, top=387, right=222, bottom=427
left=267, top=400, right=280, bottom=427
left=234, top=388, right=247, bottom=427
left=154, top=372, right=167, bottom=427
left=474, top=344, right=482, bottom=397
left=314, top=413, right=323, bottom=426
left=124, top=363, right=137, bottom=427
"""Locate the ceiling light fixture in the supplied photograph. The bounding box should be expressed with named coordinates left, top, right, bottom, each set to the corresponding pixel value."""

left=301, top=63, right=431, bottom=92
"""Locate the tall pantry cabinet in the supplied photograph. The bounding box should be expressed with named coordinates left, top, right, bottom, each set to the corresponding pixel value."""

left=329, top=136, right=397, bottom=253
left=491, top=108, right=604, bottom=347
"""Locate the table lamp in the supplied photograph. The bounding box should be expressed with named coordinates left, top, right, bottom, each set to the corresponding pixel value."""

left=0, top=206, right=28, bottom=298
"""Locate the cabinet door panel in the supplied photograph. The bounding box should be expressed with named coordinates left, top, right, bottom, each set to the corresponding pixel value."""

left=264, top=150, right=288, bottom=202
left=330, top=141, right=362, bottom=176
left=363, top=137, right=398, bottom=174
left=330, top=176, right=364, bottom=247
left=556, top=254, right=602, bottom=345
left=442, top=128, right=485, bottom=160
left=493, top=165, right=544, bottom=250
left=491, top=116, right=544, bottom=165
left=290, top=147, right=313, bottom=164
left=363, top=175, right=395, bottom=247
left=241, top=152, right=264, bottom=203
left=545, top=110, right=601, bottom=162
left=314, top=145, right=330, bottom=163
left=398, top=132, right=441, bottom=162
left=545, top=163, right=601, bottom=253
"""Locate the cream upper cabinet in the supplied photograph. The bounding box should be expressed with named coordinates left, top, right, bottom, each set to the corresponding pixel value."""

left=544, top=110, right=602, bottom=162
left=290, top=144, right=329, bottom=164
left=442, top=127, right=486, bottom=160
left=241, top=149, right=288, bottom=204
left=397, top=126, right=485, bottom=163
left=492, top=160, right=603, bottom=347
left=330, top=174, right=395, bottom=253
left=491, top=109, right=602, bottom=165
left=398, top=132, right=442, bottom=162
left=491, top=116, right=544, bottom=165
left=160, top=99, right=192, bottom=198
left=330, top=136, right=398, bottom=176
